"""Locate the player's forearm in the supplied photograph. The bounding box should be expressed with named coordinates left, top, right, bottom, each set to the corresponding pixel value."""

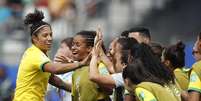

left=44, top=62, right=80, bottom=74
left=89, top=56, right=100, bottom=81
left=49, top=74, right=71, bottom=92
left=188, top=91, right=200, bottom=101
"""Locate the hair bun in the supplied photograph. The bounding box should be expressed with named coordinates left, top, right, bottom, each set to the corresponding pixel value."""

left=176, top=41, right=185, bottom=51
left=24, top=9, right=44, bottom=25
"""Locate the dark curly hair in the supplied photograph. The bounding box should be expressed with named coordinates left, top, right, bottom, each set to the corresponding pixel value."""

left=24, top=9, right=50, bottom=36
left=124, top=43, right=175, bottom=86
left=149, top=42, right=163, bottom=60
left=123, top=59, right=167, bottom=86
left=116, top=37, right=138, bottom=64
left=163, top=41, right=185, bottom=69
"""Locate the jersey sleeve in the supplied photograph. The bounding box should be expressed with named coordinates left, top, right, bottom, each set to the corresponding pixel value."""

left=98, top=62, right=110, bottom=75
left=135, top=87, right=157, bottom=101
left=31, top=52, right=50, bottom=71
left=188, top=70, right=201, bottom=93
left=111, top=73, right=124, bottom=87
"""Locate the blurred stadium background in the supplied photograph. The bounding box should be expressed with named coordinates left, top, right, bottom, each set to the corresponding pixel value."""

left=0, top=0, right=200, bottom=100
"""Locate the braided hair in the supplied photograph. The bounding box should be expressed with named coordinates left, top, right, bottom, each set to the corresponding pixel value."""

left=76, top=31, right=96, bottom=47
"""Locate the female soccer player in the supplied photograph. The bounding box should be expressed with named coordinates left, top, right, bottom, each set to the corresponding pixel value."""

left=13, top=10, right=87, bottom=101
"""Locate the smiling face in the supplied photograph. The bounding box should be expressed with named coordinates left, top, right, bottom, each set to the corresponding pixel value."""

left=71, top=35, right=92, bottom=61
left=193, top=37, right=201, bottom=61
left=108, top=39, right=125, bottom=72
left=32, top=26, right=53, bottom=53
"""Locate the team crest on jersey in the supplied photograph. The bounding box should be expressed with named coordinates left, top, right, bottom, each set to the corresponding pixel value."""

left=190, top=73, right=197, bottom=82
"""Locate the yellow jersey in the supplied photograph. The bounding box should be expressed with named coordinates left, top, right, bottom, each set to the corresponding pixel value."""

left=135, top=87, right=157, bottom=101
left=188, top=70, right=201, bottom=93
left=188, top=61, right=201, bottom=93
left=174, top=68, right=190, bottom=90
left=13, top=45, right=51, bottom=101
left=135, top=82, right=181, bottom=101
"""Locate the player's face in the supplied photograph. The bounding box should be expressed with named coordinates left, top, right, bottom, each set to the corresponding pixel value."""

left=56, top=42, right=73, bottom=59
left=32, top=26, right=53, bottom=53
left=71, top=35, right=91, bottom=61
left=107, top=38, right=117, bottom=61
left=108, top=40, right=125, bottom=72
left=193, top=37, right=201, bottom=61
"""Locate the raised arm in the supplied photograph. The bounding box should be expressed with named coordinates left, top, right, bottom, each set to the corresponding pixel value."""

left=95, top=27, right=115, bottom=73
left=89, top=41, right=116, bottom=89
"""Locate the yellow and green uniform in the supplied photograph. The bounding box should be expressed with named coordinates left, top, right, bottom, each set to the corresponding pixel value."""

left=135, top=82, right=181, bottom=101
left=13, top=45, right=51, bottom=101
left=174, top=67, right=190, bottom=90
left=188, top=70, right=201, bottom=93
left=72, top=63, right=110, bottom=101
left=135, top=87, right=157, bottom=101
left=188, top=61, right=201, bottom=93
